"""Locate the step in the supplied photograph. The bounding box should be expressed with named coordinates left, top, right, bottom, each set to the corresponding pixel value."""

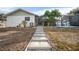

left=27, top=41, right=52, bottom=51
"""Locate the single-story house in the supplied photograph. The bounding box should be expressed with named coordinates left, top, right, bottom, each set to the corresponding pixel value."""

left=3, top=9, right=39, bottom=27
left=0, top=14, right=6, bottom=28
left=61, top=15, right=70, bottom=26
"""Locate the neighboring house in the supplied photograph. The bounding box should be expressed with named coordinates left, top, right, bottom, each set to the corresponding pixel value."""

left=68, top=10, right=79, bottom=26
left=38, top=15, right=70, bottom=27
left=0, top=14, right=6, bottom=28
left=39, top=15, right=48, bottom=26
left=61, top=15, right=70, bottom=26
left=55, top=16, right=62, bottom=27
left=39, top=15, right=63, bottom=26
left=4, top=9, right=39, bottom=27
left=69, top=14, right=79, bottom=26
left=55, top=15, right=70, bottom=27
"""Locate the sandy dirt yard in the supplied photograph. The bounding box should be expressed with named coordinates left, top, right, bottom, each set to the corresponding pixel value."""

left=44, top=27, right=79, bottom=51
left=0, top=27, right=36, bottom=51
left=0, top=31, right=19, bottom=36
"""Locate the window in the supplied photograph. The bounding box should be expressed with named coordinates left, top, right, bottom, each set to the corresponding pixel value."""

left=25, top=17, right=30, bottom=21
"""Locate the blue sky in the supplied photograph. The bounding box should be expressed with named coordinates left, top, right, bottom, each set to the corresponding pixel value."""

left=0, top=7, right=75, bottom=15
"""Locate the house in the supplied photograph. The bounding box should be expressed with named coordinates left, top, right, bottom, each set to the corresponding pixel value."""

left=68, top=14, right=79, bottom=26
left=61, top=15, right=70, bottom=26
left=0, top=14, right=6, bottom=28
left=55, top=16, right=62, bottom=27
left=4, top=9, right=39, bottom=27
left=54, top=15, right=70, bottom=27
left=68, top=9, right=79, bottom=26
left=40, top=15, right=63, bottom=26
left=39, top=15, right=48, bottom=26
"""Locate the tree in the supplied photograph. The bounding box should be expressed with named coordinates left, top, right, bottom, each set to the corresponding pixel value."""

left=44, top=10, right=51, bottom=26
left=44, top=9, right=61, bottom=26
left=44, top=10, right=50, bottom=17
left=51, top=10, right=61, bottom=17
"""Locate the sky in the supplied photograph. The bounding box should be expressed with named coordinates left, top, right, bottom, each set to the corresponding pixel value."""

left=0, top=0, right=78, bottom=16
left=0, top=7, right=76, bottom=16
left=0, top=1, right=77, bottom=26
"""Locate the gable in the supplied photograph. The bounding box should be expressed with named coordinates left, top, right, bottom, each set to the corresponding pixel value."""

left=7, top=10, right=34, bottom=16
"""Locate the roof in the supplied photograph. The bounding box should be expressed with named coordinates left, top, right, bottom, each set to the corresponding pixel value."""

left=4, top=9, right=38, bottom=16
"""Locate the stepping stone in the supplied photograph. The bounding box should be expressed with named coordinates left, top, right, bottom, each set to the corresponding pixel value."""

left=27, top=41, right=52, bottom=51
left=33, top=34, right=46, bottom=37
left=31, top=40, right=48, bottom=42
left=35, top=33, right=45, bottom=34
left=32, top=37, right=48, bottom=41
left=33, top=34, right=46, bottom=36
left=35, top=32, right=45, bottom=34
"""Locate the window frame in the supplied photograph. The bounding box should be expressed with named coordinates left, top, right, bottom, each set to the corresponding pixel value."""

left=25, top=17, right=30, bottom=21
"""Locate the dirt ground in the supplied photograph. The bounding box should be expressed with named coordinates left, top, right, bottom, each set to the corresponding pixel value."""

left=0, top=27, right=36, bottom=51
left=44, top=27, right=79, bottom=51
left=0, top=31, right=19, bottom=36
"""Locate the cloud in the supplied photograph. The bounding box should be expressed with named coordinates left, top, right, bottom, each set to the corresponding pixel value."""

left=0, top=7, right=17, bottom=14
left=0, top=7, right=77, bottom=15
left=33, top=7, right=76, bottom=16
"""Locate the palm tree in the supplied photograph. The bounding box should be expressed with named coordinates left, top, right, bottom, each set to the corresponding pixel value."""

left=22, top=20, right=27, bottom=28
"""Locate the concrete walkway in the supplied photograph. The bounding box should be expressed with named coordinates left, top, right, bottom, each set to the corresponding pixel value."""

left=25, top=26, right=52, bottom=51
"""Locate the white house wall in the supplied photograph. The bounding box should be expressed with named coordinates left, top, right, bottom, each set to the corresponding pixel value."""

left=0, top=21, right=6, bottom=28
left=6, top=10, right=35, bottom=27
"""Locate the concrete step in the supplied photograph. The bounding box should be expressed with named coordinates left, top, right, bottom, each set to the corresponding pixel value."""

left=27, top=41, right=52, bottom=51
left=31, top=40, right=48, bottom=42
left=33, top=34, right=46, bottom=37
left=35, top=32, right=45, bottom=34
left=31, top=36, right=48, bottom=41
